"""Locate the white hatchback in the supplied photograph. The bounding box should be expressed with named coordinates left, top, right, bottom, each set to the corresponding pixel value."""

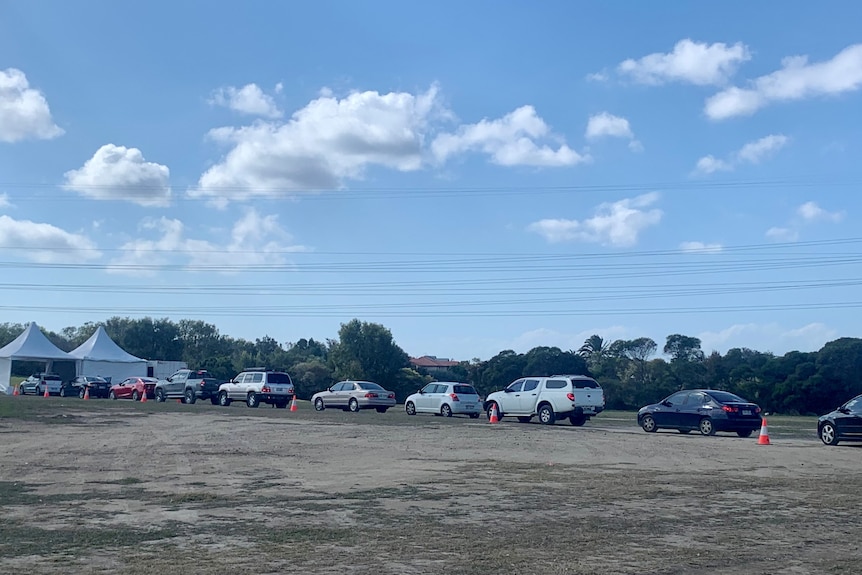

left=405, top=382, right=482, bottom=418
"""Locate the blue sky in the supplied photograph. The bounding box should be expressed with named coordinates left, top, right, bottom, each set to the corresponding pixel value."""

left=1, top=1, right=861, bottom=361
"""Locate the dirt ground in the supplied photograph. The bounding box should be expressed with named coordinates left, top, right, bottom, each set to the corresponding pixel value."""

left=1, top=398, right=860, bottom=574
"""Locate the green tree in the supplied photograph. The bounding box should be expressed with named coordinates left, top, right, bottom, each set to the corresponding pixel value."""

left=327, top=319, right=409, bottom=387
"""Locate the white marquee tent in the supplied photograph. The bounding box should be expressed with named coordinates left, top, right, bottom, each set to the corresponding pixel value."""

left=0, top=322, right=74, bottom=395
left=68, top=326, right=147, bottom=383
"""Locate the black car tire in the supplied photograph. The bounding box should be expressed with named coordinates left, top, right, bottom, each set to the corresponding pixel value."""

left=210, top=396, right=219, bottom=405
left=699, top=417, right=716, bottom=436
left=486, top=403, right=502, bottom=421
left=441, top=404, right=452, bottom=418
left=218, top=391, right=231, bottom=407
left=132, top=390, right=140, bottom=401
left=679, top=429, right=692, bottom=434
left=109, top=390, right=116, bottom=400
left=517, top=416, right=532, bottom=423
left=275, top=400, right=287, bottom=409
left=641, top=414, right=657, bottom=433
left=538, top=404, right=556, bottom=425
left=314, top=398, right=325, bottom=411
left=569, top=414, right=587, bottom=427
left=247, top=393, right=259, bottom=408
left=348, top=398, right=360, bottom=413
left=404, top=401, right=415, bottom=415
left=376, top=407, right=388, bottom=413
left=79, top=388, right=86, bottom=399
left=184, top=389, right=196, bottom=405
left=737, top=429, right=754, bottom=438
left=59, top=387, right=67, bottom=397
left=155, top=389, right=166, bottom=403
left=469, top=413, right=480, bottom=419
left=820, top=422, right=839, bottom=446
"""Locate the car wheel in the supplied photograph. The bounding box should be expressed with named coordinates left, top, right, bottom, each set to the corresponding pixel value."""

left=155, top=389, right=166, bottom=403
left=247, top=393, right=260, bottom=408
left=486, top=403, right=502, bottom=421
left=348, top=398, right=360, bottom=413
left=184, top=389, right=196, bottom=404
left=537, top=404, right=555, bottom=425
left=441, top=404, right=453, bottom=418
left=678, top=429, right=692, bottom=434
left=517, top=416, right=532, bottom=423
left=218, top=391, right=231, bottom=407
left=641, top=414, right=657, bottom=433
left=132, top=390, right=140, bottom=401
left=314, top=398, right=325, bottom=411
left=405, top=401, right=416, bottom=415
left=210, top=396, right=219, bottom=405
left=79, top=388, right=86, bottom=399
left=736, top=429, right=754, bottom=438
left=109, top=390, right=116, bottom=400
left=820, top=422, right=839, bottom=446
left=569, top=414, right=587, bottom=427
left=275, top=401, right=287, bottom=409
left=699, top=417, right=715, bottom=436
left=376, top=407, right=388, bottom=413
left=469, top=413, right=480, bottom=419
left=59, top=387, right=67, bottom=397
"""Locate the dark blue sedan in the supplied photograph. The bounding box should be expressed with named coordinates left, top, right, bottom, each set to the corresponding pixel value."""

left=638, top=389, right=762, bottom=437
left=818, top=394, right=862, bottom=446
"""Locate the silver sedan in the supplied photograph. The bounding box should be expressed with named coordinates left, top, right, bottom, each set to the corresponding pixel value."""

left=312, top=380, right=397, bottom=413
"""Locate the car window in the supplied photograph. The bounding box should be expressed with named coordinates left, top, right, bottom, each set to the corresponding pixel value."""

left=545, top=379, right=567, bottom=389
left=266, top=373, right=292, bottom=384
left=357, top=382, right=384, bottom=391
left=506, top=381, right=524, bottom=392
left=689, top=392, right=708, bottom=406
left=570, top=377, right=600, bottom=389
left=707, top=391, right=746, bottom=404
left=251, top=373, right=264, bottom=384
left=453, top=385, right=477, bottom=395
left=664, top=392, right=688, bottom=406
left=844, top=397, right=862, bottom=413
left=421, top=383, right=437, bottom=394
left=523, top=379, right=539, bottom=392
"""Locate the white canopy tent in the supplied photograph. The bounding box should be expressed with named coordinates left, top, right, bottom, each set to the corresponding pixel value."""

left=0, top=322, right=74, bottom=395
left=68, top=326, right=147, bottom=383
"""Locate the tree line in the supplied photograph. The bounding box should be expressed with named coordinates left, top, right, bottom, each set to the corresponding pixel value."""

left=2, top=318, right=859, bottom=415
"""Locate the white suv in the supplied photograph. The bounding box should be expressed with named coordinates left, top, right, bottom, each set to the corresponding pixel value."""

left=483, top=375, right=604, bottom=426
left=217, top=368, right=295, bottom=409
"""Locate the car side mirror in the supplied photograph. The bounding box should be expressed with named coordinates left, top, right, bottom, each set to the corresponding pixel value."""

left=661, top=400, right=672, bottom=407
left=838, top=406, right=850, bottom=414
left=418, top=389, right=424, bottom=394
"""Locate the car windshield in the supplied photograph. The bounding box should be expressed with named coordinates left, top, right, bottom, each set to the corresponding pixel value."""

left=44, top=375, right=61, bottom=381
left=86, top=377, right=106, bottom=382
left=708, top=391, right=747, bottom=403
left=571, top=378, right=599, bottom=388
left=453, top=385, right=478, bottom=395
left=358, top=382, right=385, bottom=390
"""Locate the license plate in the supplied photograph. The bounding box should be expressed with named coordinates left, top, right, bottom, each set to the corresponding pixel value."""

left=275, top=387, right=284, bottom=393
left=584, top=407, right=595, bottom=413
left=742, top=409, right=751, bottom=415
left=464, top=404, right=475, bottom=409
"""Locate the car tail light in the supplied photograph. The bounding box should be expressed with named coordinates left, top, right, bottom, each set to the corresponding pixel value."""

left=722, top=405, right=738, bottom=413
left=566, top=392, right=575, bottom=402
left=388, top=393, right=395, bottom=399
left=261, top=385, right=271, bottom=393
left=449, top=393, right=460, bottom=402
left=755, top=406, right=762, bottom=414
left=364, top=392, right=378, bottom=398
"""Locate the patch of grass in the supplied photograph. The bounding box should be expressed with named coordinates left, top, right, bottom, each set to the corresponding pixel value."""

left=0, top=481, right=90, bottom=506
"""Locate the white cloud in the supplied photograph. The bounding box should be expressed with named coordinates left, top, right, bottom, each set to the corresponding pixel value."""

left=193, top=85, right=444, bottom=206
left=797, top=201, right=844, bottom=223
left=0, top=215, right=100, bottom=263
left=0, top=68, right=64, bottom=143
left=585, top=113, right=642, bottom=152
left=736, top=134, right=789, bottom=164
left=527, top=192, right=662, bottom=247
left=694, top=134, right=788, bottom=175
left=765, top=226, right=798, bottom=242
left=0, top=193, right=11, bottom=208
left=432, top=105, right=588, bottom=167
left=705, top=44, right=862, bottom=120
left=698, top=322, right=837, bottom=355
left=586, top=71, right=609, bottom=82
left=679, top=241, right=723, bottom=253
left=618, top=39, right=750, bottom=86
left=108, top=209, right=306, bottom=275
left=210, top=83, right=283, bottom=118
left=64, top=144, right=172, bottom=207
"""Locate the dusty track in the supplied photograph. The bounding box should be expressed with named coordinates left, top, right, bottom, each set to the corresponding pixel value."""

left=1, top=400, right=860, bottom=574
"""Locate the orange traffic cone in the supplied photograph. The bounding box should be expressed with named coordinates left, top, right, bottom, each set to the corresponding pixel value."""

left=140, top=389, right=148, bottom=403
left=757, top=417, right=771, bottom=445
left=83, top=387, right=90, bottom=400
left=43, top=385, right=50, bottom=398
left=489, top=404, right=499, bottom=424
left=290, top=396, right=298, bottom=412
left=12, top=385, right=19, bottom=396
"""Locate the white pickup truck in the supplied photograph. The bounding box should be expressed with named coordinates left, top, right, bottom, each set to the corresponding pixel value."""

left=483, top=375, right=605, bottom=426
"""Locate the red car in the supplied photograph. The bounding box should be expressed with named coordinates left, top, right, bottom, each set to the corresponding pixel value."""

left=109, top=377, right=158, bottom=401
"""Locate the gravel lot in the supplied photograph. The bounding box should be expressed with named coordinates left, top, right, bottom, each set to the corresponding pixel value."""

left=1, top=397, right=860, bottom=574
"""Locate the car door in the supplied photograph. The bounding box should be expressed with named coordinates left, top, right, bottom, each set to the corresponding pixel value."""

left=498, top=380, right=524, bottom=414
left=653, top=392, right=688, bottom=427
left=517, top=379, right=541, bottom=413
left=326, top=382, right=347, bottom=407
left=836, top=397, right=862, bottom=439
left=117, top=378, right=133, bottom=399
left=682, top=391, right=710, bottom=429
left=228, top=374, right=246, bottom=400
left=415, top=383, right=438, bottom=412
left=169, top=371, right=187, bottom=395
